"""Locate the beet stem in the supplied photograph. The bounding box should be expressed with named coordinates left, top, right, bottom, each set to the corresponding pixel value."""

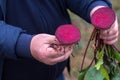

left=80, top=28, right=96, bottom=70
left=111, top=45, right=120, bottom=53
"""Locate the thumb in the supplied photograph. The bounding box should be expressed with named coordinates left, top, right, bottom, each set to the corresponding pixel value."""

left=46, top=35, right=60, bottom=44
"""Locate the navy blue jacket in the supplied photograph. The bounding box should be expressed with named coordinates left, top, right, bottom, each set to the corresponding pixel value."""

left=0, top=0, right=111, bottom=80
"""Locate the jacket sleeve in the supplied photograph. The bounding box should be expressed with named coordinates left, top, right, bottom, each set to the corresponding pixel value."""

left=0, top=4, right=33, bottom=59
left=0, top=21, right=22, bottom=59
left=66, top=0, right=112, bottom=23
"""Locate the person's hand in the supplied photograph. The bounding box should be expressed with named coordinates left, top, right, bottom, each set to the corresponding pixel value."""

left=30, top=34, right=74, bottom=65
left=90, top=6, right=119, bottom=45
left=100, top=17, right=119, bottom=45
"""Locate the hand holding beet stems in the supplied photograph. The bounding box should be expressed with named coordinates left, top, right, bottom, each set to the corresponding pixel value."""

left=91, top=6, right=118, bottom=45
left=78, top=6, right=119, bottom=80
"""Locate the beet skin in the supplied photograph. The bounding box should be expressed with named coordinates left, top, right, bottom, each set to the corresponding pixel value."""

left=91, top=7, right=115, bottom=29
left=55, top=24, right=81, bottom=44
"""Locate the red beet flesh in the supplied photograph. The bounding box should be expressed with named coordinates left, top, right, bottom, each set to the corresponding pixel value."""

left=55, top=24, right=81, bottom=44
left=91, top=7, right=115, bottom=29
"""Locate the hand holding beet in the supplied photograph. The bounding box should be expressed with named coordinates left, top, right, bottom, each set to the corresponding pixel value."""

left=79, top=7, right=120, bottom=80
left=30, top=34, right=74, bottom=65
left=44, top=24, right=81, bottom=62
left=30, top=24, right=81, bottom=65
left=91, top=6, right=118, bottom=45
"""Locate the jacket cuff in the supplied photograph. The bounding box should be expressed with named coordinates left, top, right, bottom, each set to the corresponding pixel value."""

left=0, top=21, right=26, bottom=59
left=87, top=1, right=111, bottom=23
left=16, top=33, right=33, bottom=58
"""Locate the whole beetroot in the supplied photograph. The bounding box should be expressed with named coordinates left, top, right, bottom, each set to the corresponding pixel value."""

left=55, top=24, right=81, bottom=44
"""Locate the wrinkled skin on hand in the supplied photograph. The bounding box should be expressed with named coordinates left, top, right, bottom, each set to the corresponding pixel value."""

left=30, top=34, right=74, bottom=65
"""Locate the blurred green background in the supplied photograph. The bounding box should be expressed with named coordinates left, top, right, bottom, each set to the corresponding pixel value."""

left=64, top=0, right=120, bottom=80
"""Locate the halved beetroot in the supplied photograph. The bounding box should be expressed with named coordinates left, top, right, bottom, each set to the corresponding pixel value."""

left=55, top=24, right=81, bottom=44
left=91, top=7, right=115, bottom=29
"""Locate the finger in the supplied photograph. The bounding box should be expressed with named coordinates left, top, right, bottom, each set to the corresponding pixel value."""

left=57, top=46, right=66, bottom=55
left=50, top=48, right=73, bottom=63
left=57, top=44, right=74, bottom=56
left=46, top=46, right=59, bottom=58
left=65, top=44, right=75, bottom=52
left=100, top=30, right=108, bottom=36
left=47, top=35, right=61, bottom=44
left=47, top=44, right=74, bottom=59
left=50, top=55, right=66, bottom=63
left=43, top=57, right=57, bottom=65
left=103, top=31, right=119, bottom=45
left=64, top=46, right=74, bottom=58
left=42, top=34, right=60, bottom=44
left=100, top=23, right=118, bottom=38
left=46, top=45, right=66, bottom=58
left=100, top=31, right=118, bottom=41
left=100, top=28, right=117, bottom=37
left=104, top=37, right=118, bottom=45
left=100, top=20, right=118, bottom=36
left=50, top=38, right=60, bottom=44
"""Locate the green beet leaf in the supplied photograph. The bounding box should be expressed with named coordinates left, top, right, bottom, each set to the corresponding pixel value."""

left=112, top=49, right=120, bottom=62
left=78, top=67, right=89, bottom=80
left=112, top=74, right=120, bottom=80
left=100, top=65, right=110, bottom=80
left=95, top=48, right=104, bottom=70
left=95, top=59, right=103, bottom=70
left=84, top=67, right=104, bottom=80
